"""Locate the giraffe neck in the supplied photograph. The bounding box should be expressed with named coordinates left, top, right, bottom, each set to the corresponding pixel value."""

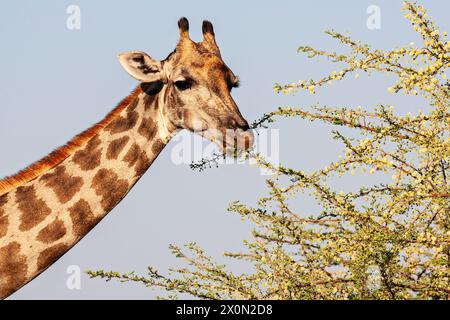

left=0, top=86, right=175, bottom=299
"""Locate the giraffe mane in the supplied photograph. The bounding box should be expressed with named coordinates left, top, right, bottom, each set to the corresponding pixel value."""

left=0, top=86, right=143, bottom=197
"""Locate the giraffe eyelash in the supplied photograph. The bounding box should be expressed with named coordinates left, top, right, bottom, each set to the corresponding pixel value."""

left=228, top=77, right=240, bottom=90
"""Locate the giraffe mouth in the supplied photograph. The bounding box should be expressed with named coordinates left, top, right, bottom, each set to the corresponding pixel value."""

left=199, top=128, right=254, bottom=153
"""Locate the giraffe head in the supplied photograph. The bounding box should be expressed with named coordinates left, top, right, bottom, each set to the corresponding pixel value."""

left=118, top=18, right=253, bottom=152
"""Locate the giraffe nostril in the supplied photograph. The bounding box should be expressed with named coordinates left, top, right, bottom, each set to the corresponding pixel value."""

left=228, top=118, right=238, bottom=129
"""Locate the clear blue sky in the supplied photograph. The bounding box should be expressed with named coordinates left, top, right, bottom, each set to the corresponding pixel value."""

left=1, top=0, right=449, bottom=299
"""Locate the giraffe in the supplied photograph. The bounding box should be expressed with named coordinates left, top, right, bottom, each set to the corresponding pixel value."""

left=0, top=18, right=253, bottom=299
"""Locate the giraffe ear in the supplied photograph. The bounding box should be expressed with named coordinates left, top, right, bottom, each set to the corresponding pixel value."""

left=118, top=51, right=163, bottom=82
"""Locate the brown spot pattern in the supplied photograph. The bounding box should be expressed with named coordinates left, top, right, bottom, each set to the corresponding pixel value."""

left=0, top=214, right=7, bottom=238
left=0, top=194, right=7, bottom=207
left=128, top=97, right=139, bottom=110
left=143, top=93, right=157, bottom=110
left=69, top=199, right=100, bottom=238
left=91, top=169, right=129, bottom=211
left=36, top=219, right=67, bottom=244
left=0, top=86, right=141, bottom=198
left=106, top=136, right=130, bottom=160
left=151, top=139, right=166, bottom=155
left=123, top=143, right=151, bottom=177
left=72, top=136, right=102, bottom=171
left=138, top=117, right=157, bottom=141
left=16, top=185, right=51, bottom=231
left=0, top=242, right=27, bottom=299
left=0, top=195, right=7, bottom=238
left=105, top=105, right=139, bottom=134
left=37, top=243, right=69, bottom=271
left=40, top=166, right=83, bottom=204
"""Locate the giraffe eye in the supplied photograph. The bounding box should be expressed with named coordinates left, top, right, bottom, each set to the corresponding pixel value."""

left=174, top=79, right=192, bottom=91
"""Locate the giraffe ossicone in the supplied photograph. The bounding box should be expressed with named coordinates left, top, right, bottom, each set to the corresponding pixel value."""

left=0, top=18, right=253, bottom=299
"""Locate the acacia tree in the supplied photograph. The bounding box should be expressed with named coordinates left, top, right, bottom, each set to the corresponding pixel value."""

left=89, top=1, right=449, bottom=299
